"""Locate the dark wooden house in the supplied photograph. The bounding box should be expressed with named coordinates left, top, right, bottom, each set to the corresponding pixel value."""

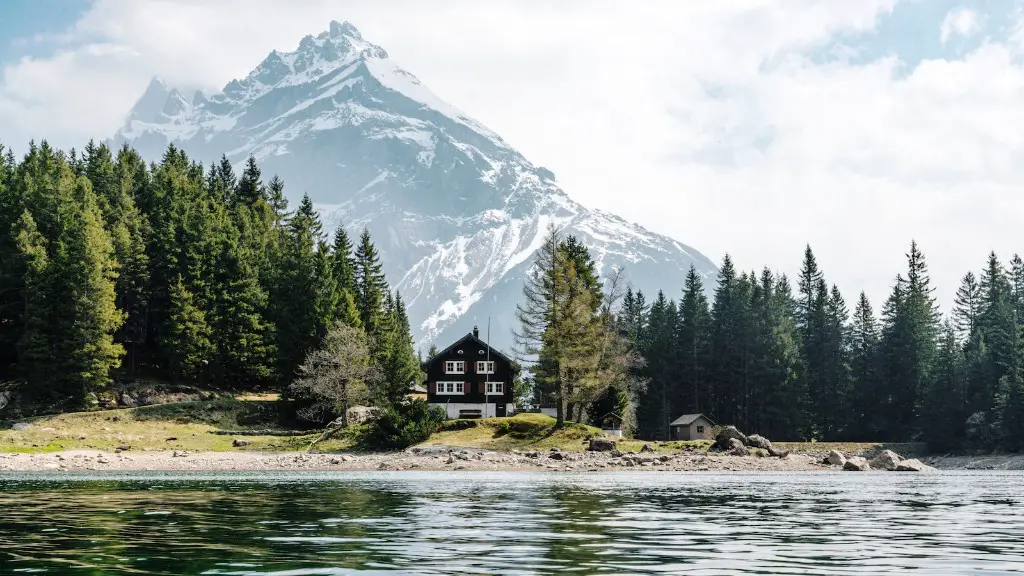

left=423, top=326, right=519, bottom=419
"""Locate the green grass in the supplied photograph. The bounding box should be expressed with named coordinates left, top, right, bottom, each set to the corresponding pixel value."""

left=0, top=398, right=356, bottom=454
left=420, top=413, right=711, bottom=452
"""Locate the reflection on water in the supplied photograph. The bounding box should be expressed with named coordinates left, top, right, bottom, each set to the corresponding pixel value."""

left=1, top=471, right=1023, bottom=575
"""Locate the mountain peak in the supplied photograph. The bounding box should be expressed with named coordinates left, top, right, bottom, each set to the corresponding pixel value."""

left=109, top=22, right=718, bottom=350
left=329, top=20, right=362, bottom=40
left=126, top=75, right=173, bottom=125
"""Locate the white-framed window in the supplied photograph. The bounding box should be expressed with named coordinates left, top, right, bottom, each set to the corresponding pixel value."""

left=476, top=361, right=495, bottom=374
left=435, top=382, right=464, bottom=395
left=485, top=382, right=504, bottom=394
left=697, top=425, right=705, bottom=434
left=445, top=361, right=465, bottom=374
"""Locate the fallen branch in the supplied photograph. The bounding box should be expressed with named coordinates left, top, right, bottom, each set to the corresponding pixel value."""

left=307, top=418, right=347, bottom=452
left=208, top=429, right=308, bottom=437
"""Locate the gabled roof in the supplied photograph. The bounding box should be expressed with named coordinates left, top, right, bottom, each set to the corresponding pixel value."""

left=670, top=413, right=715, bottom=427
left=422, top=332, right=517, bottom=370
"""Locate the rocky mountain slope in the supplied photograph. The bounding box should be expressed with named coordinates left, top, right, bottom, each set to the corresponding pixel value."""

left=109, top=20, right=718, bottom=352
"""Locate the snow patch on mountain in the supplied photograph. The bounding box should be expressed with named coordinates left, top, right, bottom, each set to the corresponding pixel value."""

left=109, top=20, right=718, bottom=351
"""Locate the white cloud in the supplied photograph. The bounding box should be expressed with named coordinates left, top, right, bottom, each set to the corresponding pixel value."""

left=940, top=7, right=982, bottom=44
left=2, top=0, right=1023, bottom=315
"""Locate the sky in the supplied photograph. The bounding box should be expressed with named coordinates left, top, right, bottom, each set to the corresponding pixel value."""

left=1, top=0, right=1023, bottom=313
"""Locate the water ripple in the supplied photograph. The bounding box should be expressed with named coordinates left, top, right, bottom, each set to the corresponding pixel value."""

left=1, top=471, right=1023, bottom=574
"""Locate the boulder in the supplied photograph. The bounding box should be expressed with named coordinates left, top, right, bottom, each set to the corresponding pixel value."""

left=869, top=450, right=903, bottom=471
left=588, top=438, right=617, bottom=452
left=640, top=443, right=655, bottom=453
left=746, top=434, right=772, bottom=450
left=767, top=446, right=791, bottom=459
left=549, top=452, right=565, bottom=460
left=0, top=390, right=11, bottom=411
left=12, top=422, right=33, bottom=431
left=610, top=449, right=623, bottom=457
left=844, top=456, right=870, bottom=471
left=895, top=458, right=936, bottom=472
left=727, top=437, right=749, bottom=456
left=713, top=426, right=748, bottom=451
left=826, top=450, right=846, bottom=467
left=232, top=439, right=252, bottom=447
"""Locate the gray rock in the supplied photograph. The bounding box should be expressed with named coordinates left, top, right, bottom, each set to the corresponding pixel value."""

left=746, top=434, right=772, bottom=449
left=869, top=450, right=903, bottom=471
left=767, top=445, right=791, bottom=459
left=12, top=422, right=32, bottom=431
left=0, top=391, right=10, bottom=411
left=610, top=449, right=623, bottom=457
left=826, top=450, right=846, bottom=467
left=895, top=458, right=936, bottom=472
left=844, top=456, right=870, bottom=471
left=232, top=439, right=252, bottom=447
left=713, top=426, right=749, bottom=451
left=549, top=452, right=565, bottom=460
left=727, top=438, right=749, bottom=456
left=640, top=443, right=655, bottom=453
left=588, top=438, right=617, bottom=452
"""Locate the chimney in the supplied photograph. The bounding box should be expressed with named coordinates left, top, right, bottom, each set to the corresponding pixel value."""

left=473, top=325, right=480, bottom=339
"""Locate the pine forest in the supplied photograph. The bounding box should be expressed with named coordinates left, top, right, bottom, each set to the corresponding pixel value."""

left=1, top=139, right=1023, bottom=451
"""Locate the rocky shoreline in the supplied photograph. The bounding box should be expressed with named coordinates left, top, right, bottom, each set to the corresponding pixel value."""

left=0, top=445, right=828, bottom=473
left=0, top=443, right=952, bottom=473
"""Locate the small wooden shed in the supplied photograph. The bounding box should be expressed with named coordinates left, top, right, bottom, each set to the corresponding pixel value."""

left=599, top=413, right=623, bottom=438
left=669, top=413, right=715, bottom=441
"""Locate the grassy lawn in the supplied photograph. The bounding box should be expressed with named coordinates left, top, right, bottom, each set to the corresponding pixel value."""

left=0, top=398, right=355, bottom=454
left=420, top=412, right=710, bottom=452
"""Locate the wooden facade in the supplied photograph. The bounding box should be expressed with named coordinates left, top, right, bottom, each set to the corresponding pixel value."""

left=423, top=327, right=519, bottom=418
left=669, top=413, right=716, bottom=441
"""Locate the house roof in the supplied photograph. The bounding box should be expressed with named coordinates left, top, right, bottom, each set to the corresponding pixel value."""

left=421, top=332, right=518, bottom=370
left=670, top=413, right=715, bottom=427
left=598, top=412, right=623, bottom=422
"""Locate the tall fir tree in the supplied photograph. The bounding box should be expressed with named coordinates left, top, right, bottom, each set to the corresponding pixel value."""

left=677, top=265, right=711, bottom=414
left=273, top=194, right=325, bottom=382
left=354, top=228, right=388, bottom=343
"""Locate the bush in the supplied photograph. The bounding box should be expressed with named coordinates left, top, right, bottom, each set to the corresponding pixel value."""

left=362, top=399, right=445, bottom=450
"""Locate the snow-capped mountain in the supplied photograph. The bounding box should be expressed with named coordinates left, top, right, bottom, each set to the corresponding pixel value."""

left=110, top=20, right=718, bottom=352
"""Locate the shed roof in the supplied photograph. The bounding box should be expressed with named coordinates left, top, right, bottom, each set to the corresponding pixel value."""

left=669, top=413, right=715, bottom=427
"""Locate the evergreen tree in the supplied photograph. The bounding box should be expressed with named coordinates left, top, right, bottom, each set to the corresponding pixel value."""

left=0, top=145, right=23, bottom=379
left=850, top=292, right=882, bottom=437
left=677, top=265, right=711, bottom=414
left=233, top=156, right=265, bottom=207
left=266, top=175, right=289, bottom=225
left=274, top=194, right=325, bottom=382
left=213, top=210, right=275, bottom=387
left=997, top=313, right=1024, bottom=450
left=354, top=228, right=388, bottom=341
left=165, top=275, right=214, bottom=382
left=331, top=225, right=361, bottom=328
left=13, top=210, right=53, bottom=401
left=51, top=175, right=125, bottom=402
left=953, top=272, right=983, bottom=342
left=922, top=321, right=967, bottom=451
left=979, top=252, right=1015, bottom=411
left=108, top=145, right=151, bottom=376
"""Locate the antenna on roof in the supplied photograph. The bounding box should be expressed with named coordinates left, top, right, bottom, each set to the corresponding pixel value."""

left=484, top=317, right=491, bottom=418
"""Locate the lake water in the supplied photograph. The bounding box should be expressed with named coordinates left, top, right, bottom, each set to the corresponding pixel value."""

left=1, top=471, right=1023, bottom=575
